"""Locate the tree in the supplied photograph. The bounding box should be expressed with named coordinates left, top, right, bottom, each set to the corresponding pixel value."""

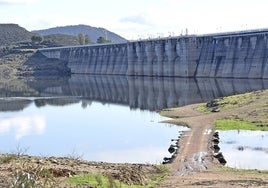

left=31, top=35, right=43, bottom=44
left=77, top=33, right=85, bottom=45
left=84, top=35, right=92, bottom=44
left=97, top=36, right=105, bottom=44
left=97, top=36, right=111, bottom=44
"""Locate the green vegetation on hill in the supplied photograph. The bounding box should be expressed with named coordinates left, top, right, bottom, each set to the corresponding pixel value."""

left=97, top=36, right=112, bottom=43
left=42, top=34, right=81, bottom=46
left=32, top=24, right=127, bottom=43
left=0, top=23, right=126, bottom=48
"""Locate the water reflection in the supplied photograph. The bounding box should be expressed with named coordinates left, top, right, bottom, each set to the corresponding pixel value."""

left=0, top=115, right=46, bottom=140
left=0, top=102, right=187, bottom=163
left=219, top=130, right=268, bottom=170
left=45, top=75, right=268, bottom=110
left=0, top=76, right=268, bottom=165
left=1, top=75, right=268, bottom=112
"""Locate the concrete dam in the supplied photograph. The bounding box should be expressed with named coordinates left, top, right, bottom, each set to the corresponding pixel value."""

left=39, top=29, right=268, bottom=78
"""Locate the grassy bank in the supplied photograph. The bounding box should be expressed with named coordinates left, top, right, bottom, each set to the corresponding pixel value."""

left=0, top=153, right=169, bottom=187
left=68, top=166, right=169, bottom=188
left=215, top=119, right=268, bottom=131
left=197, top=90, right=268, bottom=131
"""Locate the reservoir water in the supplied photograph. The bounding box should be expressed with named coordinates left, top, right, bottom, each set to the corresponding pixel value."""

left=0, top=75, right=268, bottom=167
left=219, top=130, right=268, bottom=170
left=0, top=100, right=186, bottom=163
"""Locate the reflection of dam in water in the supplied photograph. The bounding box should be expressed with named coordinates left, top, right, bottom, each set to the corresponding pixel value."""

left=41, top=75, right=268, bottom=111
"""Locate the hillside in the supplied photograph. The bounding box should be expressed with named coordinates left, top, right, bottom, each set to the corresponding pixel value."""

left=42, top=34, right=80, bottom=47
left=33, top=24, right=127, bottom=43
left=0, top=24, right=33, bottom=46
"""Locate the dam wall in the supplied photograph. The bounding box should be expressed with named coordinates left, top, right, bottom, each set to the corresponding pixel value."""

left=39, top=29, right=268, bottom=78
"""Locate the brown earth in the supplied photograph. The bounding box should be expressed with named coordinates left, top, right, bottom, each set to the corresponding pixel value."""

left=0, top=154, right=165, bottom=187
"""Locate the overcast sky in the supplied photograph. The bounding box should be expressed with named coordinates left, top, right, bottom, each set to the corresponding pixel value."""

left=0, top=0, right=268, bottom=39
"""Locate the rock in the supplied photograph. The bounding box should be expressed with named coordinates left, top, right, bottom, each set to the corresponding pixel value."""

left=36, top=159, right=45, bottom=165
left=213, top=145, right=220, bottom=150
left=238, top=146, right=244, bottom=151
left=168, top=146, right=176, bottom=153
left=211, top=107, right=220, bottom=112
left=206, top=100, right=219, bottom=108
left=212, top=145, right=220, bottom=153
left=168, top=144, right=178, bottom=153
left=213, top=132, right=219, bottom=139
left=218, top=157, right=227, bottom=164
left=49, top=158, right=59, bottom=165
left=49, top=168, right=75, bottom=177
left=163, top=157, right=171, bottom=162
left=214, top=152, right=227, bottom=165
left=212, top=138, right=220, bottom=144
left=163, top=153, right=177, bottom=164
left=214, top=152, right=224, bottom=159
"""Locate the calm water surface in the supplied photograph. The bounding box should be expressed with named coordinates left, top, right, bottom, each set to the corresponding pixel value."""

left=0, top=99, right=187, bottom=164
left=0, top=75, right=268, bottom=167
left=219, top=130, right=268, bottom=170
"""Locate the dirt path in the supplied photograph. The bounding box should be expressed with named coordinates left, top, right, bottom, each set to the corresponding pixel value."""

left=156, top=98, right=268, bottom=188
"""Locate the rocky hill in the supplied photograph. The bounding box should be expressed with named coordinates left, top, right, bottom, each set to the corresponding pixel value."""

left=32, top=24, right=127, bottom=43
left=0, top=24, right=33, bottom=46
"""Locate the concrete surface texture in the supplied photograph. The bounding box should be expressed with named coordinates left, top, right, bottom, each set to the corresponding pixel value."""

left=39, top=29, right=268, bottom=78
